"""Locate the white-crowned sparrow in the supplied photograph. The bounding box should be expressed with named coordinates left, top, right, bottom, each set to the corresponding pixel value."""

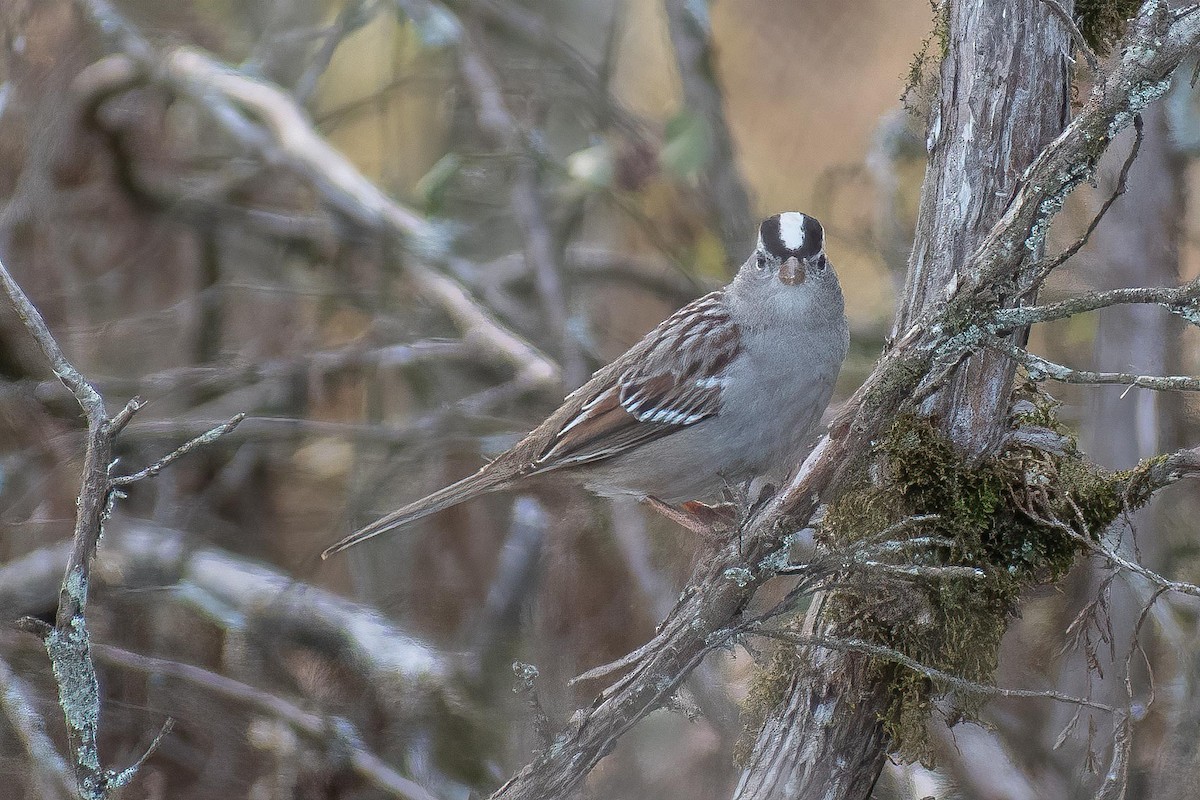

left=323, top=212, right=849, bottom=558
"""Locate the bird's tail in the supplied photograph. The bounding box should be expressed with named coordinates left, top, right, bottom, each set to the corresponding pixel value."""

left=321, top=468, right=509, bottom=559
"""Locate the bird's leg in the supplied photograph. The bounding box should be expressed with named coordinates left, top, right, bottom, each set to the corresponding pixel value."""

left=640, top=496, right=737, bottom=541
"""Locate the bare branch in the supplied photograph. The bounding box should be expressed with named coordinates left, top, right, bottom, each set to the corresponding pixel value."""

left=1, top=248, right=245, bottom=797
left=111, top=413, right=245, bottom=486
left=1, top=250, right=116, bottom=798
left=970, top=5, right=1200, bottom=299
left=741, top=628, right=1118, bottom=714
left=106, top=718, right=175, bottom=791
left=0, top=250, right=103, bottom=417
left=1032, top=114, right=1145, bottom=280
left=992, top=277, right=1200, bottom=328
left=988, top=338, right=1200, bottom=392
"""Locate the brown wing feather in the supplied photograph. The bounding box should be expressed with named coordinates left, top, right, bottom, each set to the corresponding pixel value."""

left=532, top=292, right=740, bottom=469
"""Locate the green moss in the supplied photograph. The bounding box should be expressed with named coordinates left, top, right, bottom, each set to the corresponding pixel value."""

left=769, top=391, right=1164, bottom=765
left=902, top=1, right=951, bottom=114
left=1076, top=0, right=1142, bottom=55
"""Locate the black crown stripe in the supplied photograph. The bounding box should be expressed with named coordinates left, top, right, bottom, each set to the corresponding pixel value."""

left=758, top=213, right=823, bottom=260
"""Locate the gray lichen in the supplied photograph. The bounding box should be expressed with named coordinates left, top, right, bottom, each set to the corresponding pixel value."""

left=723, top=567, right=753, bottom=587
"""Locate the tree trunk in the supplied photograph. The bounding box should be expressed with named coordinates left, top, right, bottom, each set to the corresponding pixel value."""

left=734, top=2, right=1072, bottom=797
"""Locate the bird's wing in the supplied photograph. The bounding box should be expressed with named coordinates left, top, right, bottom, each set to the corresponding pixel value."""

left=533, top=292, right=741, bottom=469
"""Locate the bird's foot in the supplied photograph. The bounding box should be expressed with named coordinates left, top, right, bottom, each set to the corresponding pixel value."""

left=641, top=496, right=738, bottom=542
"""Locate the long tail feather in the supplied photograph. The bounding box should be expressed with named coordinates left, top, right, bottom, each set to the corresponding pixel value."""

left=321, top=468, right=508, bottom=559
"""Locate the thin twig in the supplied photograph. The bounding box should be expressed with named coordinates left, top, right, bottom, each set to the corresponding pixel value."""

left=992, top=278, right=1200, bottom=329
left=742, top=627, right=1118, bottom=714
left=111, top=413, right=245, bottom=486
left=1, top=249, right=245, bottom=798
left=0, top=254, right=103, bottom=416
left=1, top=251, right=115, bottom=798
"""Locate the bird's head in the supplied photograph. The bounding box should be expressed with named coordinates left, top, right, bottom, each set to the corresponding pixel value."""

left=750, top=211, right=828, bottom=283
left=729, top=212, right=843, bottom=326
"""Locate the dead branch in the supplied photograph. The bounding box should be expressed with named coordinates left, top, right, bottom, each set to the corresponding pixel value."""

left=991, top=277, right=1200, bottom=328
left=1034, top=113, right=1145, bottom=280
left=111, top=414, right=244, bottom=486
left=739, top=629, right=1117, bottom=714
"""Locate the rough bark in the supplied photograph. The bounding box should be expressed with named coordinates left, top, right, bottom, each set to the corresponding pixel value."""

left=732, top=597, right=889, bottom=799
left=734, top=2, right=1072, bottom=797
left=897, top=0, right=1071, bottom=455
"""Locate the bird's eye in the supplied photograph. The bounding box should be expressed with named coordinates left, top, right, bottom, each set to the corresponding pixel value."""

left=815, top=254, right=828, bottom=270
left=755, top=253, right=768, bottom=270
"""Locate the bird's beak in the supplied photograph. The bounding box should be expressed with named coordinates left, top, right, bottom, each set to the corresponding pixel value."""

left=778, top=255, right=805, bottom=285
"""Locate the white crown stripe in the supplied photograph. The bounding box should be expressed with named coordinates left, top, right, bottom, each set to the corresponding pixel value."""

left=778, top=212, right=807, bottom=251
